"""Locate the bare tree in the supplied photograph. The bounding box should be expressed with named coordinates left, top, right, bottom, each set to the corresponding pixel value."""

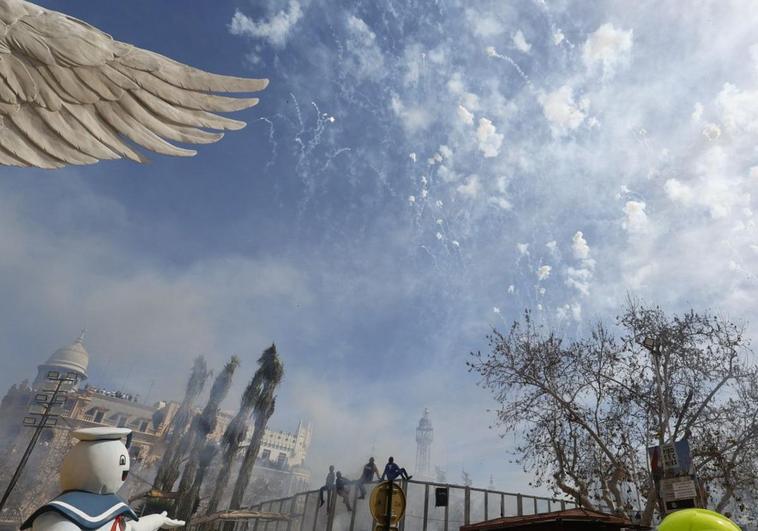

left=154, top=356, right=210, bottom=492
left=176, top=356, right=240, bottom=523
left=224, top=345, right=283, bottom=530
left=469, top=299, right=758, bottom=526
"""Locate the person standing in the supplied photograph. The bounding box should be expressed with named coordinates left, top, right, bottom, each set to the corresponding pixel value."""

left=319, top=465, right=335, bottom=507
left=335, top=471, right=353, bottom=512
left=358, top=457, right=380, bottom=499
left=381, top=456, right=412, bottom=481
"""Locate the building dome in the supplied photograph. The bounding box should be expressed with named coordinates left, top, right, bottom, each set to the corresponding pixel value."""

left=39, top=334, right=89, bottom=380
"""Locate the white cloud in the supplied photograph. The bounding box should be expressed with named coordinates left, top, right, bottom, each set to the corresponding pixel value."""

left=566, top=266, right=592, bottom=296
left=489, top=196, right=511, bottom=210
left=664, top=178, right=694, bottom=204
left=665, top=147, right=750, bottom=219
left=391, top=94, right=430, bottom=132
left=345, top=15, right=385, bottom=80
left=466, top=9, right=504, bottom=37
left=622, top=201, right=649, bottom=234
left=476, top=117, right=504, bottom=158
left=513, top=30, right=531, bottom=53
left=691, top=102, right=704, bottom=123
left=457, top=175, right=481, bottom=199
left=457, top=104, right=474, bottom=125
left=571, top=231, right=590, bottom=260
left=536, top=265, right=552, bottom=280
left=702, top=123, right=721, bottom=140
left=447, top=73, right=466, bottom=95
left=438, top=164, right=459, bottom=182
left=553, top=29, right=565, bottom=45
left=715, top=83, right=758, bottom=134
left=229, top=1, right=304, bottom=48
left=557, top=303, right=582, bottom=322
left=539, top=85, right=587, bottom=133
left=582, top=23, right=633, bottom=78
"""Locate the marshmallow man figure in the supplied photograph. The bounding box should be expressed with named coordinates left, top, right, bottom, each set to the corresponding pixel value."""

left=22, top=427, right=185, bottom=531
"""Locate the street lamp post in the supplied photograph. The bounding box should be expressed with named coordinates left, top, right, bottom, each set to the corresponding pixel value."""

left=641, top=336, right=669, bottom=518
left=642, top=337, right=668, bottom=446
left=0, top=370, right=78, bottom=511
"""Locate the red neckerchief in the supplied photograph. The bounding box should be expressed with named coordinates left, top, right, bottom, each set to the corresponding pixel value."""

left=110, top=515, right=126, bottom=531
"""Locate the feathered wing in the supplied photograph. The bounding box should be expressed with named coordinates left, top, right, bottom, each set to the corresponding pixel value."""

left=0, top=0, right=268, bottom=168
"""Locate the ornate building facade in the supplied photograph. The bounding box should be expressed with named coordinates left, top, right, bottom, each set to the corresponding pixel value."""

left=0, top=336, right=312, bottom=525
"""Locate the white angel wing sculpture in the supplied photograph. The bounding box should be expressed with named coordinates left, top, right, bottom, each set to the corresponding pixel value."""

left=0, top=0, right=268, bottom=168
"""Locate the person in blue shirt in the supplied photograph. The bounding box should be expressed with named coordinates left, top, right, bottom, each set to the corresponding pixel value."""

left=381, top=456, right=412, bottom=481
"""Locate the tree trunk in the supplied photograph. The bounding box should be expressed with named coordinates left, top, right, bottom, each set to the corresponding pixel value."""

left=223, top=399, right=276, bottom=531
left=155, top=428, right=192, bottom=492
left=174, top=419, right=205, bottom=518
left=154, top=357, right=209, bottom=492
left=203, top=443, right=237, bottom=521
left=640, top=484, right=658, bottom=527
left=177, top=443, right=217, bottom=525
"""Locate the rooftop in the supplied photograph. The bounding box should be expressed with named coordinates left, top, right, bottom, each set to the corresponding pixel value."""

left=42, top=333, right=89, bottom=379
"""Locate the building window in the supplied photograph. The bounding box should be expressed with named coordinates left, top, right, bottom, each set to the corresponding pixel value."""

left=261, top=449, right=271, bottom=460
left=110, top=413, right=128, bottom=427
left=277, top=452, right=287, bottom=466
left=94, top=410, right=104, bottom=423
left=140, top=420, right=149, bottom=432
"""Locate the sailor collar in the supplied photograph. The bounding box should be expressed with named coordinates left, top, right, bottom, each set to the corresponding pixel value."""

left=21, top=490, right=139, bottom=530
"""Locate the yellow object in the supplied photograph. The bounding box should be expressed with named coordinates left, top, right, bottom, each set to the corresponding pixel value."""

left=658, top=509, right=741, bottom=531
left=369, top=482, right=407, bottom=525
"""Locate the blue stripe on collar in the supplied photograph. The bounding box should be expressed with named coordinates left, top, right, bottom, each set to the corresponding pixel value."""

left=21, top=491, right=138, bottom=530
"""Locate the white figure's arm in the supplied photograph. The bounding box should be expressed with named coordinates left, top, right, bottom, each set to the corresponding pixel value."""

left=32, top=512, right=82, bottom=531
left=127, top=511, right=185, bottom=531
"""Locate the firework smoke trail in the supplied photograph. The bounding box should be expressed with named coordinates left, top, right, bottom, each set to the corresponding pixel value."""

left=288, top=96, right=341, bottom=220
left=486, top=47, right=535, bottom=92
left=290, top=92, right=306, bottom=156
left=258, top=117, right=277, bottom=173
left=532, top=0, right=575, bottom=49
left=320, top=147, right=352, bottom=173
left=307, top=102, right=331, bottom=158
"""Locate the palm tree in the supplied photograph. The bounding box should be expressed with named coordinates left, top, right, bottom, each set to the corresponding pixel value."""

left=176, top=441, right=218, bottom=526
left=154, top=356, right=210, bottom=492
left=203, top=358, right=264, bottom=522
left=224, top=345, right=283, bottom=531
left=176, top=356, right=240, bottom=523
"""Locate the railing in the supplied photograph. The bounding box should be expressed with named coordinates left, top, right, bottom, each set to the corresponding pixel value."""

left=0, top=507, right=22, bottom=524
left=196, top=479, right=577, bottom=531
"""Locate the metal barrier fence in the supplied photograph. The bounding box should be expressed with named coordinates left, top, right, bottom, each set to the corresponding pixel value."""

left=211, top=479, right=577, bottom=531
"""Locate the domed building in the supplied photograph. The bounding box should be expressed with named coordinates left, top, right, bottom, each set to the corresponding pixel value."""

left=32, top=334, right=89, bottom=389
left=0, top=334, right=314, bottom=521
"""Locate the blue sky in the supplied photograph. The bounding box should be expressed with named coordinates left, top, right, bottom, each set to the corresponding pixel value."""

left=1, top=0, right=758, bottom=494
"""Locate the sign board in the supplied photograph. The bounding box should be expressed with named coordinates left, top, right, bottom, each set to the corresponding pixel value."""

left=370, top=482, right=406, bottom=526
left=648, top=439, right=694, bottom=479
left=660, top=477, right=698, bottom=511
left=435, top=487, right=448, bottom=507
